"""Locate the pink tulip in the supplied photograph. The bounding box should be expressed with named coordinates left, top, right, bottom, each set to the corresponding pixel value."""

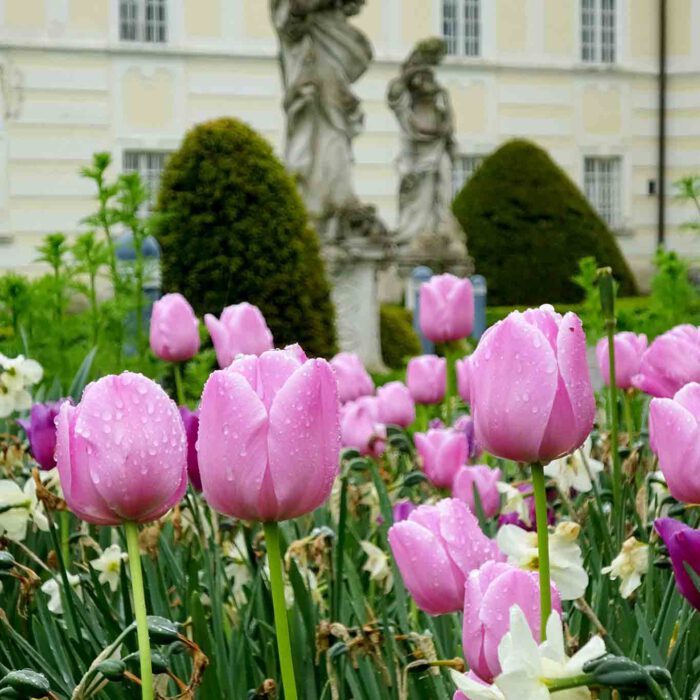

left=649, top=382, right=700, bottom=504
left=376, top=381, right=415, bottom=428
left=388, top=498, right=503, bottom=615
left=204, top=302, right=274, bottom=368
left=469, top=305, right=595, bottom=463
left=198, top=348, right=340, bottom=521
left=419, top=273, right=474, bottom=343
left=452, top=465, right=502, bottom=518
left=340, top=396, right=386, bottom=457
left=463, top=561, right=562, bottom=682
left=407, top=355, right=446, bottom=405
left=179, top=406, right=201, bottom=491
left=330, top=352, right=374, bottom=404
left=456, top=357, right=471, bottom=404
left=632, top=325, right=700, bottom=398
left=595, top=332, right=648, bottom=389
left=414, top=428, right=467, bottom=489
left=55, top=373, right=187, bottom=525
left=149, top=293, right=200, bottom=362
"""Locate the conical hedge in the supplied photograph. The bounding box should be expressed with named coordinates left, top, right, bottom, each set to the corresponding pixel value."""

left=452, top=139, right=638, bottom=305
left=155, top=118, right=337, bottom=358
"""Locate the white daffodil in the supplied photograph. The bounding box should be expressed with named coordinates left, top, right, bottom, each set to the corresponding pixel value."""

left=0, top=478, right=49, bottom=541
left=223, top=532, right=253, bottom=607
left=602, top=537, right=649, bottom=599
left=544, top=438, right=604, bottom=494
left=361, top=540, right=394, bottom=593
left=90, top=544, right=128, bottom=592
left=497, top=521, right=588, bottom=600
left=497, top=482, right=532, bottom=527
left=0, top=354, right=43, bottom=418
left=451, top=606, right=605, bottom=699
left=41, top=574, right=82, bottom=615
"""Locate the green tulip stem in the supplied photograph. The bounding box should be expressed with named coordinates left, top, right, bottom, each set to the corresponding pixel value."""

left=622, top=389, right=635, bottom=444
left=531, top=462, right=552, bottom=640
left=124, top=521, right=154, bottom=700
left=173, top=363, right=186, bottom=406
left=263, top=521, right=298, bottom=700
left=59, top=511, right=70, bottom=568
left=606, top=324, right=622, bottom=518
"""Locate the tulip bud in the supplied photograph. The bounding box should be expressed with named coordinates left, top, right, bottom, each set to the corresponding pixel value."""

left=340, top=397, right=386, bottom=457
left=414, top=428, right=467, bottom=489
left=469, top=305, right=595, bottom=463
left=649, top=383, right=700, bottom=504
left=375, top=381, right=415, bottom=428
left=452, top=465, right=502, bottom=518
left=198, top=348, right=340, bottom=521
left=595, top=333, right=648, bottom=389
left=632, top=324, right=700, bottom=398
left=17, top=401, right=64, bottom=471
left=596, top=267, right=616, bottom=323
left=406, top=355, right=446, bottom=406
left=462, top=561, right=562, bottom=682
left=419, top=274, right=474, bottom=344
left=329, top=352, right=374, bottom=404
left=654, top=518, right=700, bottom=610
left=149, top=293, right=200, bottom=362
left=204, top=302, right=274, bottom=368
left=388, top=498, right=502, bottom=616
left=55, top=372, right=188, bottom=525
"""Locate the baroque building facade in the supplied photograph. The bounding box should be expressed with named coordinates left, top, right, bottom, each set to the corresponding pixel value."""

left=0, top=0, right=698, bottom=283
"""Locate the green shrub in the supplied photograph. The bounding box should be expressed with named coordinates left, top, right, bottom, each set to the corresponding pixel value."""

left=452, top=139, right=638, bottom=305
left=155, top=117, right=337, bottom=358
left=380, top=305, right=421, bottom=369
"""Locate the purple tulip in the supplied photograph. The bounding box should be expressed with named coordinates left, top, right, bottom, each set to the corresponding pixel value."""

left=655, top=518, right=700, bottom=610
left=452, top=414, right=479, bottom=462
left=392, top=500, right=417, bottom=523
left=149, top=293, right=200, bottom=362
left=55, top=373, right=188, bottom=525
left=649, top=382, right=700, bottom=504
left=376, top=381, right=415, bottom=428
left=452, top=465, right=502, bottom=518
left=204, top=302, right=274, bottom=368
left=632, top=324, right=700, bottom=398
left=463, top=561, right=562, bottom=682
left=388, top=498, right=503, bottom=615
left=330, top=352, right=374, bottom=404
left=340, top=396, right=386, bottom=457
left=414, top=428, right=467, bottom=489
left=198, top=348, right=340, bottom=522
left=406, top=355, right=446, bottom=405
left=468, top=305, right=595, bottom=463
left=419, top=273, right=474, bottom=344
left=595, top=332, right=648, bottom=389
left=17, top=401, right=63, bottom=471
left=178, top=406, right=201, bottom=491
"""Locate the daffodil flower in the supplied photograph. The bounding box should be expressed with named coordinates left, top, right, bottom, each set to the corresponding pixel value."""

left=361, top=540, right=394, bottom=593
left=41, top=574, right=82, bottom=615
left=0, top=478, right=49, bottom=541
left=544, top=438, right=604, bottom=494
left=451, top=606, right=605, bottom=699
left=602, top=537, right=649, bottom=598
left=90, top=544, right=128, bottom=592
left=497, top=521, right=588, bottom=600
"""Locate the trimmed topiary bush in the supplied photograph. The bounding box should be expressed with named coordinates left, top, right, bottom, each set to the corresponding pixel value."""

left=380, top=304, right=421, bottom=369
left=452, top=139, right=638, bottom=305
left=156, top=117, right=337, bottom=358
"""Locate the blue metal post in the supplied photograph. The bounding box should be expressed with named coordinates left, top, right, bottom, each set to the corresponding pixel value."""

left=409, top=265, right=435, bottom=354
left=470, top=274, right=487, bottom=340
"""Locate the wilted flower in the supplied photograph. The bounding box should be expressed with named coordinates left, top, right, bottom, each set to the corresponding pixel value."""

left=602, top=537, right=649, bottom=598
left=361, top=541, right=393, bottom=593
left=497, top=521, right=588, bottom=600
left=90, top=544, right=128, bottom=592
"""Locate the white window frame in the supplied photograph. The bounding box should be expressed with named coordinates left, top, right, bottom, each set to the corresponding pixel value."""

left=443, top=0, right=481, bottom=57
left=123, top=150, right=170, bottom=215
left=584, top=156, right=622, bottom=230
left=452, top=154, right=485, bottom=197
left=119, top=0, right=168, bottom=43
left=581, top=0, right=616, bottom=64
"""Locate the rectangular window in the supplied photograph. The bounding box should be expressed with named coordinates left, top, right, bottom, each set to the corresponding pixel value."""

left=119, top=0, right=167, bottom=43
left=123, top=151, right=170, bottom=215
left=443, top=0, right=480, bottom=57
left=581, top=0, right=616, bottom=63
left=452, top=154, right=484, bottom=197
left=584, top=156, right=622, bottom=229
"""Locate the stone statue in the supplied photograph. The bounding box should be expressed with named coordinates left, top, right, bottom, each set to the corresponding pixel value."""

left=387, top=38, right=460, bottom=247
left=270, top=0, right=372, bottom=223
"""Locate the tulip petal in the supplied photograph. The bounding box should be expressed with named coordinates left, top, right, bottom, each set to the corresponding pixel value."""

left=655, top=518, right=700, bottom=609
left=205, top=314, right=233, bottom=368
left=198, top=369, right=271, bottom=520
left=267, top=359, right=340, bottom=520
left=471, top=314, right=558, bottom=462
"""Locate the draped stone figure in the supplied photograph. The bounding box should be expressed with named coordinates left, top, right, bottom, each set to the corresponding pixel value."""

left=387, top=39, right=461, bottom=248
left=271, top=0, right=372, bottom=223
